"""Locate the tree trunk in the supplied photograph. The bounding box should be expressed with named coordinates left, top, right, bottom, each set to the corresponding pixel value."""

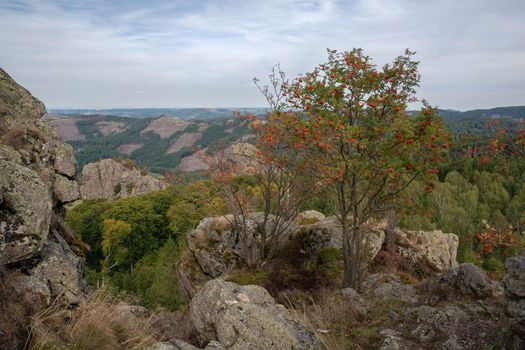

left=384, top=209, right=397, bottom=251
left=342, top=218, right=352, bottom=288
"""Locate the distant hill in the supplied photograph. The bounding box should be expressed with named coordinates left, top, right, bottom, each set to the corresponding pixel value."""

left=47, top=107, right=267, bottom=120
left=437, top=106, right=525, bottom=122
left=46, top=106, right=524, bottom=175
left=45, top=114, right=253, bottom=174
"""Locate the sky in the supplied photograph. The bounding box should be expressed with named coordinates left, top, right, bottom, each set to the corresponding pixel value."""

left=0, top=0, right=524, bottom=110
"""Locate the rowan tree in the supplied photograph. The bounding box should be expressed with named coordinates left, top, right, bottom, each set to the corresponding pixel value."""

left=276, top=48, right=449, bottom=288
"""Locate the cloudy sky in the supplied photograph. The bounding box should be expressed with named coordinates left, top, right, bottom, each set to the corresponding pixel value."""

left=0, top=0, right=524, bottom=110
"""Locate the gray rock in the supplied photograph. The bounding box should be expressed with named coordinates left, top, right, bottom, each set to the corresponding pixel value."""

left=190, top=279, right=322, bottom=349
left=0, top=159, right=52, bottom=265
left=0, top=68, right=46, bottom=123
left=28, top=231, right=87, bottom=303
left=80, top=158, right=168, bottom=200
left=295, top=210, right=326, bottom=225
left=147, top=342, right=180, bottom=350
left=53, top=174, right=80, bottom=203
left=394, top=228, right=459, bottom=272
left=341, top=287, right=369, bottom=316
left=0, top=145, right=22, bottom=164
left=53, top=143, right=76, bottom=178
left=363, top=273, right=417, bottom=304
left=430, top=263, right=499, bottom=299
left=504, top=253, right=525, bottom=340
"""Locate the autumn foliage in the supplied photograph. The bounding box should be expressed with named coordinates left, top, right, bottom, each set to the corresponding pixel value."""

left=262, top=48, right=450, bottom=288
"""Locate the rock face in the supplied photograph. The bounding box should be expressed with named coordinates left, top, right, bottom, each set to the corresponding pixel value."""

left=179, top=211, right=459, bottom=298
left=190, top=279, right=322, bottom=349
left=393, top=228, right=458, bottom=273
left=429, top=263, right=502, bottom=300
left=80, top=158, right=168, bottom=200
left=0, top=69, right=46, bottom=123
left=0, top=68, right=86, bottom=348
left=504, top=253, right=525, bottom=345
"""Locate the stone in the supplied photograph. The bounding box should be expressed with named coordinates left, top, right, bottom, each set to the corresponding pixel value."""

left=0, top=69, right=87, bottom=349
left=362, top=273, right=417, bottom=304
left=0, top=144, right=22, bottom=164
left=295, top=210, right=326, bottom=225
left=393, top=228, right=458, bottom=273
left=53, top=174, right=80, bottom=203
left=190, top=279, right=322, bottom=349
left=341, top=287, right=369, bottom=316
left=80, top=158, right=168, bottom=200
left=53, top=143, right=76, bottom=177
left=28, top=231, right=87, bottom=303
left=0, top=159, right=53, bottom=265
left=0, top=68, right=46, bottom=123
left=504, top=253, right=525, bottom=341
left=430, top=263, right=500, bottom=299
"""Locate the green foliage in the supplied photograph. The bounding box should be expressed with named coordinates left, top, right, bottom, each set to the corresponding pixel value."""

left=132, top=238, right=186, bottom=311
left=66, top=182, right=223, bottom=309
left=66, top=199, right=111, bottom=270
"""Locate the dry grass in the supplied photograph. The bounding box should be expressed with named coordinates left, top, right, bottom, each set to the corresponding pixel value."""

left=288, top=288, right=403, bottom=350
left=289, top=290, right=361, bottom=350
left=30, top=289, right=157, bottom=350
left=0, top=122, right=49, bottom=151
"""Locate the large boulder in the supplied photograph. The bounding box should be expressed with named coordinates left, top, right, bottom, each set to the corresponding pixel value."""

left=393, top=228, right=458, bottom=273
left=80, top=158, right=168, bottom=200
left=186, top=213, right=293, bottom=279
left=429, top=263, right=502, bottom=300
left=190, top=279, right=322, bottom=349
left=504, top=253, right=525, bottom=343
left=53, top=174, right=80, bottom=203
left=53, top=143, right=77, bottom=178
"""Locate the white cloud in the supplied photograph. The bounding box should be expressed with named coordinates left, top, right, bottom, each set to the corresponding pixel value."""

left=0, top=0, right=523, bottom=109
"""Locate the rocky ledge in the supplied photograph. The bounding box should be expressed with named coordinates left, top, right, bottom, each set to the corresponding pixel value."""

left=80, top=158, right=168, bottom=200
left=0, top=68, right=87, bottom=348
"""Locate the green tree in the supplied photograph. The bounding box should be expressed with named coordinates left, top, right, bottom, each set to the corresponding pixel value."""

left=275, top=48, right=449, bottom=288
left=132, top=238, right=186, bottom=311
left=102, top=219, right=134, bottom=274
left=66, top=199, right=111, bottom=270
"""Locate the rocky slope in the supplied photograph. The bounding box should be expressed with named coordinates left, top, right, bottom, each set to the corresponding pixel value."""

left=80, top=158, right=169, bottom=200
left=0, top=68, right=87, bottom=348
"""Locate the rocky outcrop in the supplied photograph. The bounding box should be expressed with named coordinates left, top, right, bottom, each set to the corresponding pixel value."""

left=393, top=228, right=458, bottom=273
left=190, top=279, right=322, bottom=349
left=0, top=68, right=86, bottom=348
left=179, top=211, right=459, bottom=298
left=0, top=68, right=46, bottom=123
left=504, top=253, right=525, bottom=346
left=80, top=158, right=168, bottom=200
left=429, top=263, right=502, bottom=300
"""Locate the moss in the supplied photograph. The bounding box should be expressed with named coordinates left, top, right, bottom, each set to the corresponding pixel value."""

left=297, top=217, right=321, bottom=225
left=226, top=270, right=269, bottom=286
left=316, top=248, right=343, bottom=278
